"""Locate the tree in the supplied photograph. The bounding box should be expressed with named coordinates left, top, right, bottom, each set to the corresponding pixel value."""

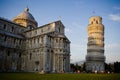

left=114, top=62, right=120, bottom=73
left=80, top=62, right=86, bottom=72
left=105, top=63, right=113, bottom=72
left=70, top=63, right=81, bottom=72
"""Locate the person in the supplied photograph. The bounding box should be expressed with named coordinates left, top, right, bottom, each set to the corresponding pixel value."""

left=95, top=70, right=97, bottom=74
left=77, top=70, right=80, bottom=73
left=108, top=71, right=110, bottom=74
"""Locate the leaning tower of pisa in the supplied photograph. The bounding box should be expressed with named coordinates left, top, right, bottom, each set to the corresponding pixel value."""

left=86, top=16, right=105, bottom=72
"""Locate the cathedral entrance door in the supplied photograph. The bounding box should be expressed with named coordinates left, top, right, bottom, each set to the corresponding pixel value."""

left=35, top=61, right=39, bottom=71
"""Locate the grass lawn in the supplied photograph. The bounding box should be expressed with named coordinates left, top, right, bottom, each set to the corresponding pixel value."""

left=0, top=73, right=120, bottom=80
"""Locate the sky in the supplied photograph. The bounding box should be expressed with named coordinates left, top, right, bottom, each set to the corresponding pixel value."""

left=0, top=0, right=120, bottom=63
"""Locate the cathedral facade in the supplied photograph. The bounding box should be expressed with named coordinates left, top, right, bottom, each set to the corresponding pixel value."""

left=86, top=16, right=105, bottom=72
left=0, top=7, right=70, bottom=72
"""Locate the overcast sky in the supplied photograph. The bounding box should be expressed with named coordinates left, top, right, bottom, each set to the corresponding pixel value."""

left=0, top=0, right=120, bottom=63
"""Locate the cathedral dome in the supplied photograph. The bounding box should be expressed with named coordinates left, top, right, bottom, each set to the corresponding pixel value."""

left=13, top=7, right=37, bottom=28
left=14, top=7, right=35, bottom=21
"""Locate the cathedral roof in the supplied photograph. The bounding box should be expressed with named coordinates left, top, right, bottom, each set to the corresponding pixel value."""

left=13, top=7, right=36, bottom=22
left=0, top=29, right=24, bottom=39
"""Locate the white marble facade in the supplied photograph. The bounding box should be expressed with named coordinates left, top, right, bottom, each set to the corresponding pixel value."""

left=86, top=16, right=105, bottom=72
left=0, top=7, right=70, bottom=72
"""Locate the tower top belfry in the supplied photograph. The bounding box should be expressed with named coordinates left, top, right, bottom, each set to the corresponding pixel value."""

left=89, top=16, right=102, bottom=24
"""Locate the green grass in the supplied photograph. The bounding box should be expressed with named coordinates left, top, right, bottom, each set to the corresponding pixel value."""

left=0, top=73, right=120, bottom=80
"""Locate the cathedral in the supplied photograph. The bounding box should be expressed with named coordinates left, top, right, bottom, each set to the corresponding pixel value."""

left=0, top=7, right=70, bottom=72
